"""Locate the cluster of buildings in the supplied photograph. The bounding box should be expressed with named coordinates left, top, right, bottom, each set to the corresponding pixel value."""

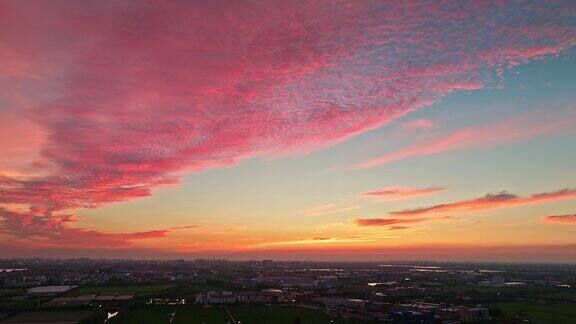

left=249, top=275, right=316, bottom=288
left=2, top=259, right=574, bottom=323
left=193, top=289, right=490, bottom=322
left=319, top=296, right=382, bottom=321
left=146, top=298, right=187, bottom=306
left=194, top=289, right=313, bottom=305
left=391, top=302, right=490, bottom=323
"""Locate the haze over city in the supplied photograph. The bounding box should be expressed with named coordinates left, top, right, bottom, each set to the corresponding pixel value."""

left=1, top=0, right=576, bottom=263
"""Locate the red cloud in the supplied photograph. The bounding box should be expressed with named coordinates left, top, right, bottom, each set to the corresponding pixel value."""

left=1, top=1, right=575, bottom=244
left=0, top=207, right=194, bottom=247
left=356, top=113, right=576, bottom=169
left=439, top=215, right=462, bottom=221
left=361, top=186, right=444, bottom=200
left=354, top=217, right=427, bottom=227
left=541, top=214, right=576, bottom=224
left=392, top=188, right=576, bottom=216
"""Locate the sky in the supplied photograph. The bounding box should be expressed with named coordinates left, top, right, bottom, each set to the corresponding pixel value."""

left=1, top=0, right=576, bottom=262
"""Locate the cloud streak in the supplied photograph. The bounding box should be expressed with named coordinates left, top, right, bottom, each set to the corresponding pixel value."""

left=1, top=1, right=575, bottom=245
left=356, top=112, right=576, bottom=169
left=361, top=186, right=444, bottom=200
left=304, top=204, right=360, bottom=217
left=541, top=213, right=576, bottom=224
left=355, top=217, right=428, bottom=227
left=249, top=236, right=381, bottom=248
left=392, top=188, right=576, bottom=216
left=401, top=119, right=436, bottom=130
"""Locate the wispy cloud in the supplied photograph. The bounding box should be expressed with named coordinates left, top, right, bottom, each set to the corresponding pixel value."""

left=361, top=186, right=444, bottom=201
left=391, top=188, right=576, bottom=216
left=401, top=119, right=436, bottom=130
left=225, top=225, right=248, bottom=232
left=354, top=217, right=428, bottom=227
left=303, top=204, right=360, bottom=217
left=388, top=225, right=410, bottom=230
left=541, top=213, right=576, bottom=224
left=438, top=215, right=462, bottom=221
left=353, top=215, right=459, bottom=231
left=356, top=112, right=576, bottom=169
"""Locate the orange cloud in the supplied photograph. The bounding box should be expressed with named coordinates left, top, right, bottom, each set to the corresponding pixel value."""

left=388, top=225, right=410, bottom=230
left=249, top=236, right=380, bottom=248
left=303, top=204, right=360, bottom=216
left=361, top=186, right=444, bottom=200
left=541, top=213, right=576, bottom=224
left=391, top=188, right=576, bottom=216
left=354, top=217, right=428, bottom=227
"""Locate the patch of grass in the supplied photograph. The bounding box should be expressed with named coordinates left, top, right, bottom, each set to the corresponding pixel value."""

left=230, top=305, right=369, bottom=324
left=1, top=311, right=98, bottom=323
left=0, top=298, right=44, bottom=312
left=163, top=284, right=228, bottom=296
left=77, top=285, right=171, bottom=295
left=110, top=306, right=229, bottom=324
left=109, top=308, right=172, bottom=324
left=490, top=301, right=576, bottom=324
left=464, top=285, right=576, bottom=300
left=0, top=288, right=23, bottom=300
left=173, top=306, right=230, bottom=324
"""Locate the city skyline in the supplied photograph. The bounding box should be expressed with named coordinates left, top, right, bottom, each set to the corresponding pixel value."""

left=1, top=1, right=576, bottom=262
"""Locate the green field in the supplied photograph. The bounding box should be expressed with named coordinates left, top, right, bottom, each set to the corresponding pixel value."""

left=110, top=306, right=229, bottom=324
left=111, top=305, right=374, bottom=324
left=76, top=285, right=171, bottom=295
left=0, top=288, right=23, bottom=300
left=162, top=284, right=233, bottom=297
left=490, top=302, right=576, bottom=324
left=465, top=285, right=576, bottom=300
left=230, top=305, right=367, bottom=324
left=0, top=298, right=44, bottom=313
left=1, top=311, right=98, bottom=323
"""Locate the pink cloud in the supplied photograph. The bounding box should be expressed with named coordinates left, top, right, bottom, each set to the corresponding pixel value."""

left=1, top=1, right=575, bottom=245
left=361, top=186, right=444, bottom=200
left=357, top=112, right=576, bottom=168
left=541, top=214, right=576, bottom=224
left=0, top=113, right=46, bottom=175
left=392, top=188, right=576, bottom=216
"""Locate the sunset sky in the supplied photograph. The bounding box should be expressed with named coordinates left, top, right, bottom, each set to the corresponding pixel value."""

left=1, top=0, right=576, bottom=262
